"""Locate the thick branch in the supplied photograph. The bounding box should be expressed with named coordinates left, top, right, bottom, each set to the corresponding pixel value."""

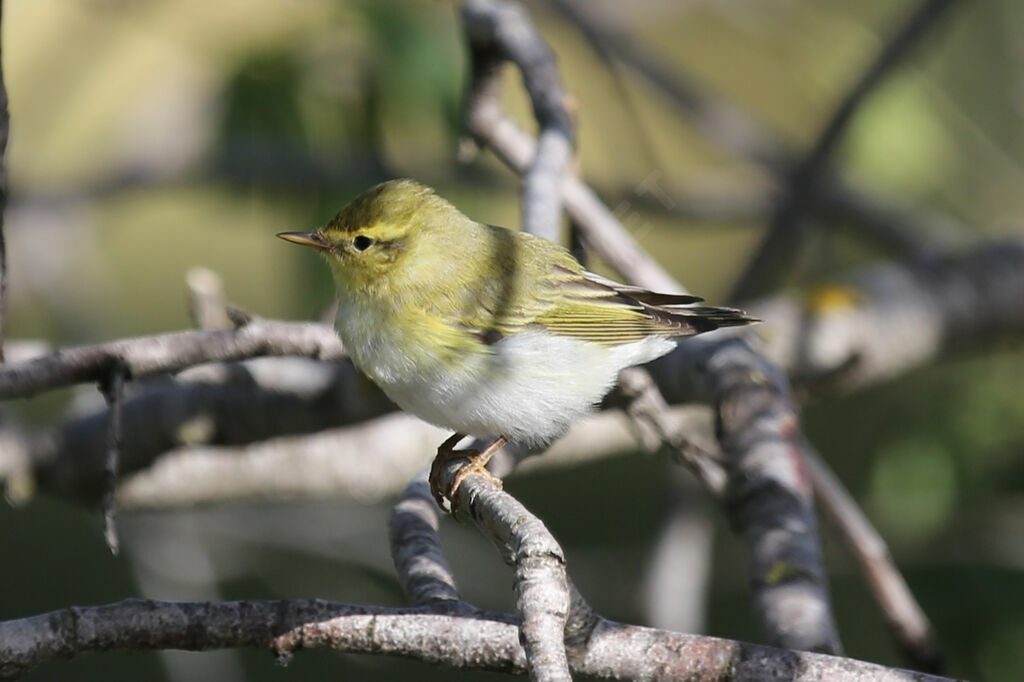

left=469, top=94, right=840, bottom=651
left=30, top=357, right=390, bottom=504
left=0, top=598, right=961, bottom=681
left=442, top=461, right=573, bottom=681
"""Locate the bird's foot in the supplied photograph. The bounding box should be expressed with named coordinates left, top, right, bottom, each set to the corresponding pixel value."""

left=429, top=435, right=507, bottom=513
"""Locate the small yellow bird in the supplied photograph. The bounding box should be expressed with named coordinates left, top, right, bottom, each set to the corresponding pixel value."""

left=279, top=179, right=754, bottom=509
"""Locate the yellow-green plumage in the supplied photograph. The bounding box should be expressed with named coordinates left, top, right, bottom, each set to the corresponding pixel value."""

left=279, top=179, right=754, bottom=447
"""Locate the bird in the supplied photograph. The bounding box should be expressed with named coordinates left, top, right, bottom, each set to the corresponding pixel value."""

left=278, top=179, right=755, bottom=510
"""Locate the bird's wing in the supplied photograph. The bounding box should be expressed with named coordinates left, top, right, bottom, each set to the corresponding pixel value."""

left=452, top=227, right=754, bottom=347
left=528, top=268, right=753, bottom=345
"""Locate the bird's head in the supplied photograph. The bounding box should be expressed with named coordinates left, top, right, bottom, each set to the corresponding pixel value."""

left=278, top=179, right=470, bottom=299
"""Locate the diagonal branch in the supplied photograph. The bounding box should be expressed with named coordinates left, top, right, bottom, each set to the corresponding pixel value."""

left=462, top=0, right=574, bottom=242
left=468, top=97, right=841, bottom=652
left=439, top=459, right=574, bottom=681
left=546, top=0, right=951, bottom=263
left=730, top=0, right=962, bottom=301
left=803, top=448, right=941, bottom=671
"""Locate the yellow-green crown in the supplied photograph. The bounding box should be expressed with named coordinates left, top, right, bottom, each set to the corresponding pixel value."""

left=323, top=179, right=461, bottom=236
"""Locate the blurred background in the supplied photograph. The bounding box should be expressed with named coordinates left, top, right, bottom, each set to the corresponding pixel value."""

left=2, top=0, right=1023, bottom=680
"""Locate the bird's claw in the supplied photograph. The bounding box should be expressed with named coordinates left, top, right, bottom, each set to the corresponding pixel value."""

left=428, top=435, right=507, bottom=514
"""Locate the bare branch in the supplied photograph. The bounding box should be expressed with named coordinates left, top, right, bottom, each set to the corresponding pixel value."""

left=616, top=366, right=727, bottom=495
left=185, top=267, right=232, bottom=330
left=98, top=360, right=127, bottom=554
left=803, top=448, right=941, bottom=671
left=466, top=104, right=680, bottom=292
left=23, top=356, right=390, bottom=505
left=730, top=0, right=962, bottom=301
left=547, top=0, right=951, bottom=261
left=0, top=0, right=9, bottom=364
left=0, top=598, right=961, bottom=681
left=462, top=0, right=573, bottom=242
left=0, top=319, right=344, bottom=400
left=656, top=333, right=842, bottom=653
left=389, top=478, right=461, bottom=606
left=0, top=599, right=522, bottom=680
left=441, top=460, right=573, bottom=680
left=545, top=0, right=785, bottom=168
left=467, top=70, right=840, bottom=650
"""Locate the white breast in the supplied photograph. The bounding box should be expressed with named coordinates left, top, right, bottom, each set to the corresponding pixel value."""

left=338, top=300, right=676, bottom=446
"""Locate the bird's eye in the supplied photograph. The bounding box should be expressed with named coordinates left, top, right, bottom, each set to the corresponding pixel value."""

left=353, top=235, right=374, bottom=252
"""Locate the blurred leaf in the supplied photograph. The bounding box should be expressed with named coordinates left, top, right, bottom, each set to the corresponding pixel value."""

left=869, top=435, right=958, bottom=547
left=845, top=75, right=956, bottom=195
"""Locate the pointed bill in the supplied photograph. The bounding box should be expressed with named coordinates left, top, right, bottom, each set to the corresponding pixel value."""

left=276, top=231, right=327, bottom=250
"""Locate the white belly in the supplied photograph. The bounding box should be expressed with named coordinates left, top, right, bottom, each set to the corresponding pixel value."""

left=338, top=304, right=675, bottom=446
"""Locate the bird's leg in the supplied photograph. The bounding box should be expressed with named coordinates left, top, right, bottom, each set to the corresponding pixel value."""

left=429, top=434, right=507, bottom=512
left=430, top=433, right=468, bottom=509
left=447, top=436, right=507, bottom=512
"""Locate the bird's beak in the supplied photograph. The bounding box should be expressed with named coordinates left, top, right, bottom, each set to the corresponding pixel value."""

left=276, top=231, right=328, bottom=251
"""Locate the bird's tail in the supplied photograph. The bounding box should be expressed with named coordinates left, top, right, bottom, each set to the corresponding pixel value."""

left=643, top=301, right=758, bottom=336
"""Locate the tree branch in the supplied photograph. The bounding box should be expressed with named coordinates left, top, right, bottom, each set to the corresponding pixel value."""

left=546, top=0, right=951, bottom=262
left=389, top=478, right=462, bottom=606
left=451, top=469, right=573, bottom=681
left=0, top=598, right=961, bottom=681
left=730, top=0, right=962, bottom=301
left=97, top=360, right=127, bottom=554
left=0, top=0, right=9, bottom=364
left=803, top=448, right=941, bottom=671
left=462, top=0, right=574, bottom=242
left=467, top=85, right=840, bottom=651
left=0, top=319, right=344, bottom=400
left=6, top=238, right=1021, bottom=512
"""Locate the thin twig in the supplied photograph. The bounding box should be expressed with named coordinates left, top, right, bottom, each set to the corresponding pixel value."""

left=730, top=0, right=961, bottom=301
left=97, top=359, right=127, bottom=555
left=550, top=0, right=952, bottom=253
left=0, top=0, right=10, bottom=364
left=546, top=0, right=784, bottom=163
left=185, top=267, right=232, bottom=330
left=803, top=447, right=942, bottom=672
left=616, top=367, right=727, bottom=495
